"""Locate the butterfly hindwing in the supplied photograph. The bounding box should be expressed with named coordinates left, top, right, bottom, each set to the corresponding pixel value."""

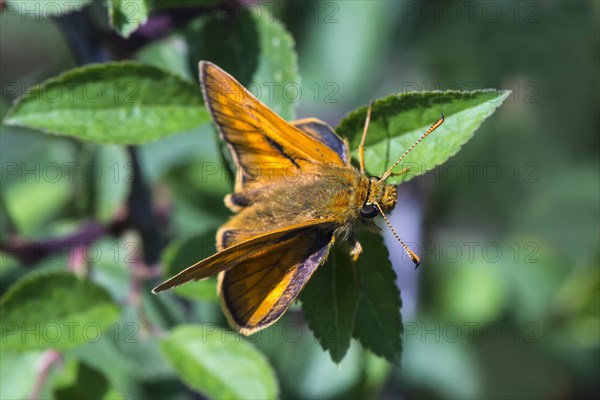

left=218, top=224, right=334, bottom=335
left=291, top=118, right=349, bottom=164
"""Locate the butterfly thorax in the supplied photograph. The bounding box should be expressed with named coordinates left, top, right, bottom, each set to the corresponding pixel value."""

left=217, top=163, right=398, bottom=250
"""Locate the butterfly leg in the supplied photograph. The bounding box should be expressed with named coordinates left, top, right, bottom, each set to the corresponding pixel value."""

left=348, top=236, right=363, bottom=290
left=349, top=236, right=363, bottom=262
left=358, top=101, right=373, bottom=173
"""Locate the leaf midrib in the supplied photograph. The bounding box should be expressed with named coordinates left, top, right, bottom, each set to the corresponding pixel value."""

left=360, top=290, right=399, bottom=360
left=9, top=103, right=205, bottom=117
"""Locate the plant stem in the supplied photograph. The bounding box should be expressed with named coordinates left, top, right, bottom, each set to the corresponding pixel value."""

left=29, top=350, right=61, bottom=400
left=0, top=222, right=106, bottom=266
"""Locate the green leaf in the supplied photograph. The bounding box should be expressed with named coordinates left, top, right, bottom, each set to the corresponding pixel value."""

left=0, top=351, right=45, bottom=399
left=108, top=0, right=149, bottom=38
left=185, top=9, right=259, bottom=86
left=5, top=0, right=91, bottom=16
left=87, top=239, right=133, bottom=303
left=1, top=130, right=78, bottom=235
left=337, top=90, right=511, bottom=184
left=66, top=304, right=177, bottom=396
left=94, top=145, right=131, bottom=223
left=135, top=35, right=193, bottom=81
left=352, top=230, right=403, bottom=364
left=0, top=271, right=121, bottom=351
left=252, top=15, right=300, bottom=120
left=160, top=325, right=278, bottom=399
left=252, top=321, right=365, bottom=399
left=161, top=230, right=219, bottom=302
left=3, top=62, right=209, bottom=144
left=185, top=11, right=299, bottom=119
left=52, top=358, right=123, bottom=400
left=301, top=245, right=359, bottom=363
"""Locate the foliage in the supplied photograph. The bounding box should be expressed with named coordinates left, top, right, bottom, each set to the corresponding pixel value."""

left=2, top=1, right=596, bottom=399
left=338, top=90, right=511, bottom=184
left=4, top=63, right=208, bottom=144
left=1, top=271, right=120, bottom=351
left=161, top=325, right=278, bottom=399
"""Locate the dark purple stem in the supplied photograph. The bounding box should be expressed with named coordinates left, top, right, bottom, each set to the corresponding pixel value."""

left=0, top=222, right=106, bottom=266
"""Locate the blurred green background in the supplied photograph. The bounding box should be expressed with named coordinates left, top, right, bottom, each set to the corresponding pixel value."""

left=1, top=0, right=598, bottom=399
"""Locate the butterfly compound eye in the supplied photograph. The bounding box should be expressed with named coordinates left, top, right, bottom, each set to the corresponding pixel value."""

left=360, top=203, right=379, bottom=218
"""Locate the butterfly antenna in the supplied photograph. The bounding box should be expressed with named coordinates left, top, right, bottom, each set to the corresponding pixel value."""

left=380, top=114, right=445, bottom=182
left=374, top=202, right=421, bottom=269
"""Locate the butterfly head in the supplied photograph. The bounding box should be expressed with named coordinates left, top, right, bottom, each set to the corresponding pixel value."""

left=360, top=177, right=397, bottom=219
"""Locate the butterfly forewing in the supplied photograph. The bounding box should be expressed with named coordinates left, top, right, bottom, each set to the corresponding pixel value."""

left=152, top=219, right=335, bottom=294
left=200, top=61, right=347, bottom=192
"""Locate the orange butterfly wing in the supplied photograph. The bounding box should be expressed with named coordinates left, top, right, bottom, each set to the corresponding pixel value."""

left=200, top=61, right=347, bottom=195
left=152, top=219, right=335, bottom=294
left=218, top=223, right=335, bottom=335
left=153, top=219, right=335, bottom=335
